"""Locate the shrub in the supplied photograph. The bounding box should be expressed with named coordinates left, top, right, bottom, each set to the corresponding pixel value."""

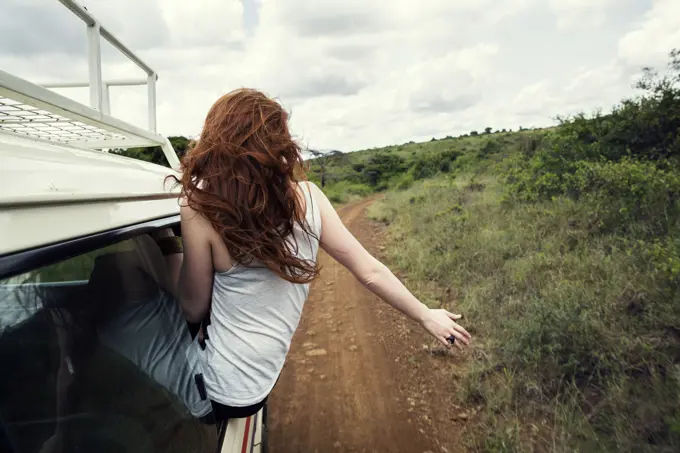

left=372, top=177, right=680, bottom=451
left=389, top=172, right=415, bottom=191
left=479, top=138, right=501, bottom=157
left=362, top=153, right=406, bottom=187
left=322, top=181, right=372, bottom=204
left=567, top=159, right=680, bottom=234
left=410, top=157, right=439, bottom=180
left=505, top=49, right=680, bottom=204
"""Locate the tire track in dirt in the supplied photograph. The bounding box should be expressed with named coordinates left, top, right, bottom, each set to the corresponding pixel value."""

left=268, top=197, right=437, bottom=453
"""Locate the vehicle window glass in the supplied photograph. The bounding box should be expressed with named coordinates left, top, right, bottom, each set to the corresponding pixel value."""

left=0, top=231, right=217, bottom=453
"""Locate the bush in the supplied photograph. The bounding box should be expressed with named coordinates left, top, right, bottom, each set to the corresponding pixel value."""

left=568, top=159, right=680, bottom=234
left=362, top=153, right=406, bottom=187
left=371, top=177, right=680, bottom=452
left=322, top=181, right=372, bottom=204
left=389, top=172, right=415, bottom=191
left=505, top=49, right=680, bottom=203
left=479, top=138, right=501, bottom=157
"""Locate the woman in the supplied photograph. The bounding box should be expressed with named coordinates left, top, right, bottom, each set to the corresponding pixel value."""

left=169, top=88, right=471, bottom=421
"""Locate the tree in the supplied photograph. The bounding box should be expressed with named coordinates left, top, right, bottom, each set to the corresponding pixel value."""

left=112, top=135, right=193, bottom=167
left=112, top=145, right=167, bottom=167
left=484, top=127, right=493, bottom=134
left=168, top=136, right=191, bottom=159
left=363, top=153, right=405, bottom=188
left=470, top=130, right=479, bottom=136
left=307, top=149, right=343, bottom=188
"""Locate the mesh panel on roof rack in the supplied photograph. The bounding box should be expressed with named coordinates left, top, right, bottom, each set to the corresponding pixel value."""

left=0, top=96, right=128, bottom=143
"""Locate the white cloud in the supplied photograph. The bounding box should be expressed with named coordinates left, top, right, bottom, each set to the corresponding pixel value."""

left=564, top=62, right=630, bottom=105
left=509, top=61, right=632, bottom=123
left=549, top=0, right=614, bottom=29
left=84, top=0, right=170, bottom=51
left=618, top=0, right=680, bottom=67
left=0, top=0, right=673, bottom=151
left=160, top=0, right=245, bottom=47
left=402, top=44, right=499, bottom=114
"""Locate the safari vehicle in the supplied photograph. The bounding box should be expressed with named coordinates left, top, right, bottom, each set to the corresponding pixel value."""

left=0, top=1, right=266, bottom=452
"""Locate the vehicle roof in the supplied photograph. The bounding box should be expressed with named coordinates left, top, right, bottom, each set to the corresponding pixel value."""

left=0, top=133, right=181, bottom=256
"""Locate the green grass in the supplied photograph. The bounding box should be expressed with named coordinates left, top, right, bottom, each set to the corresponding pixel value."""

left=368, top=176, right=680, bottom=453
left=321, top=180, right=373, bottom=204
left=326, top=51, right=680, bottom=451
left=306, top=131, right=537, bottom=204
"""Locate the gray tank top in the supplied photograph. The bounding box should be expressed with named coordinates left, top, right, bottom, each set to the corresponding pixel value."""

left=198, top=182, right=321, bottom=406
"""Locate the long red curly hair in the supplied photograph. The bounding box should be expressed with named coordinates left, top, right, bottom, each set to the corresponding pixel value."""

left=176, top=88, right=318, bottom=284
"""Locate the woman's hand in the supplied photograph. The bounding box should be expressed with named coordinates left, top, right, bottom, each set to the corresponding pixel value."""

left=420, top=309, right=471, bottom=348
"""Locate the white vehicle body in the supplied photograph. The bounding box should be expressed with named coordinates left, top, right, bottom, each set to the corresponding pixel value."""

left=0, top=2, right=266, bottom=453
left=0, top=133, right=180, bottom=255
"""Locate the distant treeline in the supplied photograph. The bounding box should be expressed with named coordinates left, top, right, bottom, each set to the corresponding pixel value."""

left=112, top=136, right=192, bottom=167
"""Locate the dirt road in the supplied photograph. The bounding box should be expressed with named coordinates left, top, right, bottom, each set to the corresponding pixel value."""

left=268, top=198, right=439, bottom=453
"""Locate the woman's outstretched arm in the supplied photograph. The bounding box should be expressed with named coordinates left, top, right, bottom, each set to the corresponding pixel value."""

left=309, top=182, right=471, bottom=347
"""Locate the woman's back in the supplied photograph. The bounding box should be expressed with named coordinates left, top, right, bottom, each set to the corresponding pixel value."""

left=171, top=88, right=470, bottom=420
left=200, top=182, right=321, bottom=406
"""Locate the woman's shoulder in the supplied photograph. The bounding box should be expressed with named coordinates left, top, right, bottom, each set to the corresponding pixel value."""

left=293, top=181, right=323, bottom=229
left=179, top=200, right=205, bottom=223
left=298, top=180, right=325, bottom=199
left=297, top=181, right=329, bottom=211
left=296, top=180, right=317, bottom=191
left=293, top=180, right=316, bottom=200
left=180, top=200, right=220, bottom=241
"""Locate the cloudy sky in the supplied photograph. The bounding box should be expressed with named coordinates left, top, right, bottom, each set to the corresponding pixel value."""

left=1, top=0, right=678, bottom=151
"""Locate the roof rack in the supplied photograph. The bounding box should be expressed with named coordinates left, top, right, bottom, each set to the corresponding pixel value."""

left=0, top=0, right=179, bottom=169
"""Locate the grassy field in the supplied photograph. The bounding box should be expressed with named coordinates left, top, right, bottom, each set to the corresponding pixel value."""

left=317, top=50, right=680, bottom=452
left=369, top=175, right=680, bottom=452
left=305, top=130, right=538, bottom=204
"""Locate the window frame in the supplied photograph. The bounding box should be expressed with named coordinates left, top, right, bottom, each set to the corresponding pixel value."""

left=0, top=214, right=268, bottom=453
left=0, top=213, right=229, bottom=453
left=0, top=215, right=180, bottom=281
